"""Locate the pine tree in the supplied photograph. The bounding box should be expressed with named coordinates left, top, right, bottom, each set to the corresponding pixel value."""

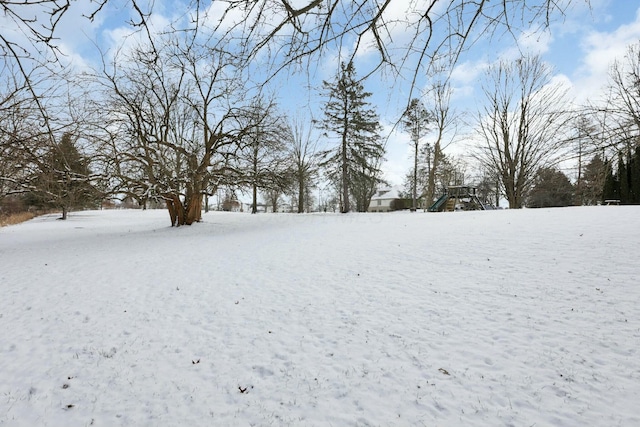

left=581, top=154, right=606, bottom=206
left=29, top=133, right=98, bottom=219
left=526, top=167, right=574, bottom=208
left=618, top=153, right=630, bottom=204
left=602, top=158, right=619, bottom=203
left=629, top=146, right=640, bottom=204
left=319, top=61, right=384, bottom=213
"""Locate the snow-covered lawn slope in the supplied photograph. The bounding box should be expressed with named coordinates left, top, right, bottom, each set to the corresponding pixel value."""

left=1, top=207, right=639, bottom=426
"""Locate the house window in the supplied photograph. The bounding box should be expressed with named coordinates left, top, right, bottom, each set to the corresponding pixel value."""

left=377, top=200, right=381, bottom=206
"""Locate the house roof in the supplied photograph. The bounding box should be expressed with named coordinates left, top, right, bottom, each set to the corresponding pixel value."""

left=370, top=186, right=402, bottom=201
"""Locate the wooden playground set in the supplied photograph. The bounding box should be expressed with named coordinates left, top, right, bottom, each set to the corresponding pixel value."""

left=428, top=186, right=487, bottom=212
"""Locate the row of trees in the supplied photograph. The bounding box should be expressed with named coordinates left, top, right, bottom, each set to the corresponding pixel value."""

left=393, top=149, right=620, bottom=210
left=398, top=55, right=567, bottom=210
left=2, top=1, right=639, bottom=224
left=524, top=146, right=640, bottom=209
left=398, top=44, right=640, bottom=210
left=603, top=147, right=640, bottom=204
left=4, top=46, right=639, bottom=220
left=1, top=33, right=386, bottom=223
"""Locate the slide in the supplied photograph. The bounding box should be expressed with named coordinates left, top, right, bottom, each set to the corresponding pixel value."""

left=428, top=194, right=449, bottom=212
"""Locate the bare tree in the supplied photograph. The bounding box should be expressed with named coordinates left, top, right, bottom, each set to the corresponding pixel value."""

left=435, top=153, right=468, bottom=190
left=0, top=62, right=94, bottom=218
left=235, top=97, right=290, bottom=214
left=94, top=29, right=248, bottom=225
left=0, top=65, right=36, bottom=198
left=263, top=187, right=282, bottom=213
left=287, top=115, right=318, bottom=213
left=569, top=114, right=598, bottom=205
left=473, top=167, right=502, bottom=207
left=401, top=98, right=431, bottom=211
left=0, top=0, right=154, bottom=69
left=424, top=79, right=459, bottom=206
left=0, top=0, right=77, bottom=108
left=221, top=1, right=579, bottom=95
left=0, top=1, right=152, bottom=147
left=475, top=55, right=572, bottom=208
left=2, top=1, right=581, bottom=89
left=595, top=42, right=640, bottom=155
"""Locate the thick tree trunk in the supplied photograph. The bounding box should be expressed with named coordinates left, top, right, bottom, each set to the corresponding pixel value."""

left=341, top=139, right=349, bottom=213
left=165, top=194, right=185, bottom=226
left=298, top=176, right=305, bottom=213
left=166, top=198, right=177, bottom=226
left=412, top=141, right=418, bottom=211
left=427, top=142, right=441, bottom=208
left=252, top=183, right=258, bottom=214
left=185, top=194, right=202, bottom=225
left=503, top=172, right=520, bottom=209
left=163, top=161, right=209, bottom=225
left=251, top=151, right=259, bottom=214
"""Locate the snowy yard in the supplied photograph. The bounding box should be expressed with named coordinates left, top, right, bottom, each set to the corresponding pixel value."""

left=1, top=206, right=639, bottom=426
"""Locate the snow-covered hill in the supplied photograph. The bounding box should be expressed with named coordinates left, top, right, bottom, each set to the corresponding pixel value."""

left=1, top=207, right=639, bottom=426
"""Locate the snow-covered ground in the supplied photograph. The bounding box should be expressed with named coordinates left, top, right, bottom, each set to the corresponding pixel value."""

left=1, top=207, right=639, bottom=426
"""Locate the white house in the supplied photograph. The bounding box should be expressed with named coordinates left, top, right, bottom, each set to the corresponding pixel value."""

left=368, top=186, right=403, bottom=212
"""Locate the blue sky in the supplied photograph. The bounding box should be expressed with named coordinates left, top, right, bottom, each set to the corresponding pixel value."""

left=6, top=0, right=640, bottom=187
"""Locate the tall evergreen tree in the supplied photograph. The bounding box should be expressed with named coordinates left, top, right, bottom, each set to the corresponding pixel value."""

left=629, top=146, right=640, bottom=204
left=581, top=154, right=606, bottom=206
left=618, top=153, right=630, bottom=204
left=319, top=61, right=384, bottom=213
left=602, top=158, right=619, bottom=202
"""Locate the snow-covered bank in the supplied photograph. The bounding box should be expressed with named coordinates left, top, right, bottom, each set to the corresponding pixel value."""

left=1, top=207, right=639, bottom=426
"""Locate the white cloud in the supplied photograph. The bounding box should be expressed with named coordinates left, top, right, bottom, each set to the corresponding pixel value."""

left=449, top=84, right=476, bottom=104
left=548, top=73, right=573, bottom=90
left=449, top=25, right=553, bottom=89
left=516, top=28, right=553, bottom=56
left=203, top=0, right=259, bottom=34
left=572, top=7, right=640, bottom=103
left=57, top=42, right=93, bottom=72
left=100, top=10, right=173, bottom=63
left=449, top=59, right=489, bottom=86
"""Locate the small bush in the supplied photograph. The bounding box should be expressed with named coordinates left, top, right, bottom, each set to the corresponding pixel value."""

left=390, top=198, right=412, bottom=211
left=0, top=212, right=36, bottom=227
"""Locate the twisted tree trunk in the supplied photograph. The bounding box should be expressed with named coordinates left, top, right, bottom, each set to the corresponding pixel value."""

left=164, top=194, right=185, bottom=226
